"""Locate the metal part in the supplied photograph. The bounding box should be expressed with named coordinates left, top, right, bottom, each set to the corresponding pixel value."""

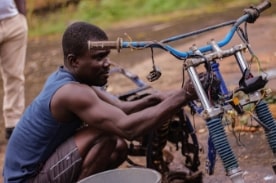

left=209, top=39, right=223, bottom=57
left=185, top=44, right=247, bottom=67
left=186, top=67, right=213, bottom=110
left=238, top=90, right=264, bottom=106
left=228, top=168, right=245, bottom=183
left=234, top=50, right=249, bottom=73
left=201, top=107, right=223, bottom=119
left=146, top=67, right=162, bottom=82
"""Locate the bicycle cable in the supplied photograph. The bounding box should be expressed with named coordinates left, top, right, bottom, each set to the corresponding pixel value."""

left=237, top=23, right=268, bottom=78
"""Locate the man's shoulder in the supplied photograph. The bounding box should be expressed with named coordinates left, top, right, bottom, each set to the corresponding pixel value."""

left=50, top=83, right=98, bottom=122
left=55, top=83, right=97, bottom=102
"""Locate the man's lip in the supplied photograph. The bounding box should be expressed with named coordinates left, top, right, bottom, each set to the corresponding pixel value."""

left=102, top=71, right=109, bottom=77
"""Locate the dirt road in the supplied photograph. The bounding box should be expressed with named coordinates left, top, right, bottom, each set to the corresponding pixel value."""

left=0, top=2, right=276, bottom=183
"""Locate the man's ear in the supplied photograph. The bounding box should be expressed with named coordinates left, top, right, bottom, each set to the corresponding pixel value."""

left=67, top=54, right=78, bottom=68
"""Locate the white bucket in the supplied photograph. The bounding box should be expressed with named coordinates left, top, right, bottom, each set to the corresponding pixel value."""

left=78, top=168, right=162, bottom=183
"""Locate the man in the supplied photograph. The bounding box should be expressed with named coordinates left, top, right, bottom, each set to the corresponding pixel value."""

left=0, top=0, right=28, bottom=139
left=3, top=22, right=196, bottom=183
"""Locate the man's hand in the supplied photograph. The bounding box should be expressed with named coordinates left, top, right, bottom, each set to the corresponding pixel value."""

left=142, top=90, right=166, bottom=106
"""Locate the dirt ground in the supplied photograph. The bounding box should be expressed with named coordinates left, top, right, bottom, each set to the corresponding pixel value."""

left=0, top=3, right=276, bottom=183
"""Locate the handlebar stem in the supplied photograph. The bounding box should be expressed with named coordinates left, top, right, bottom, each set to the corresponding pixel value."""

left=185, top=44, right=247, bottom=67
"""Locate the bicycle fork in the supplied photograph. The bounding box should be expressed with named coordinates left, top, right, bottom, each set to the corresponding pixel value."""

left=185, top=64, right=244, bottom=183
left=234, top=48, right=276, bottom=174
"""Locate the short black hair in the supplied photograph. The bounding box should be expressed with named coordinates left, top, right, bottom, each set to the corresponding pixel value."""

left=62, top=22, right=108, bottom=60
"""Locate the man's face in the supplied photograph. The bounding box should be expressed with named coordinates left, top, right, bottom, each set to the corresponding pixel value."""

left=75, top=49, right=111, bottom=86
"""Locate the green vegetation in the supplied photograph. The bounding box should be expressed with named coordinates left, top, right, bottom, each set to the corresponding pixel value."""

left=27, top=0, right=260, bottom=38
left=265, top=94, right=276, bottom=104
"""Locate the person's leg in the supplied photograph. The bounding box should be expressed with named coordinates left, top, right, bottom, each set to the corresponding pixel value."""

left=0, top=14, right=28, bottom=139
left=26, top=127, right=128, bottom=183
left=107, top=137, right=128, bottom=169
left=74, top=127, right=128, bottom=180
left=26, top=137, right=82, bottom=183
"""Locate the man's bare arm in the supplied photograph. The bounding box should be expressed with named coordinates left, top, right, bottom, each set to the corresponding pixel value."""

left=60, top=84, right=188, bottom=141
left=92, top=86, right=164, bottom=114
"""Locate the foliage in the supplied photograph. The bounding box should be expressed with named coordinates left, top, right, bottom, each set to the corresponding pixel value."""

left=77, top=0, right=210, bottom=21
left=27, top=0, right=260, bottom=38
left=265, top=94, right=276, bottom=104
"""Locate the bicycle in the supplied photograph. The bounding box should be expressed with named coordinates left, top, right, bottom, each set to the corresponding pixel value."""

left=90, top=1, right=273, bottom=182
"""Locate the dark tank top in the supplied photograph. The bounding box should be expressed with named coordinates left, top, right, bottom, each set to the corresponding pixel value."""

left=3, top=66, right=82, bottom=182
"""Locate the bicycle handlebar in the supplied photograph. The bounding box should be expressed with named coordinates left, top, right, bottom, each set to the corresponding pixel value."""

left=244, top=0, right=271, bottom=23
left=256, top=0, right=271, bottom=14
left=88, top=1, right=271, bottom=58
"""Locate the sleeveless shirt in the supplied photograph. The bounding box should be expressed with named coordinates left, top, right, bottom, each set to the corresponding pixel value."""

left=3, top=66, right=82, bottom=182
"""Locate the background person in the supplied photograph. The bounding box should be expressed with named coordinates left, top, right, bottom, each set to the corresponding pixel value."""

left=0, top=0, right=28, bottom=140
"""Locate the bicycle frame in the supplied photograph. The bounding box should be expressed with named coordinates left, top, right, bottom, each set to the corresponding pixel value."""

left=89, top=1, right=273, bottom=183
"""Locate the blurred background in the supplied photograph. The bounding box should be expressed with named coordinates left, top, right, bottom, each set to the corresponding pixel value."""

left=27, top=0, right=263, bottom=38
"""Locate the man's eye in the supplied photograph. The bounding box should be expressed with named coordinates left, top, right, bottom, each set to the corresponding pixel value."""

left=94, top=55, right=105, bottom=61
left=91, top=55, right=102, bottom=60
left=91, top=51, right=110, bottom=61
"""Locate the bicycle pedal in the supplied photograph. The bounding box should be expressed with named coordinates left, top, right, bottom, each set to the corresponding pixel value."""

left=147, top=69, right=161, bottom=82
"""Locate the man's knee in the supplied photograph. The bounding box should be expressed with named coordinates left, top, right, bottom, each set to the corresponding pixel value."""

left=74, top=127, right=117, bottom=155
left=74, top=127, right=128, bottom=166
left=109, top=138, right=128, bottom=168
left=117, top=138, right=128, bottom=159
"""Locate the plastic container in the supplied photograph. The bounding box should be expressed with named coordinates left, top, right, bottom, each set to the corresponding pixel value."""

left=78, top=167, right=162, bottom=183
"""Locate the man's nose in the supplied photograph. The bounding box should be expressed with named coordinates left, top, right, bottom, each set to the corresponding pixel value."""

left=103, top=57, right=110, bottom=67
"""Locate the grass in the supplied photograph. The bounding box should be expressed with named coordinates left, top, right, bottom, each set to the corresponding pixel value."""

left=27, top=0, right=260, bottom=38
